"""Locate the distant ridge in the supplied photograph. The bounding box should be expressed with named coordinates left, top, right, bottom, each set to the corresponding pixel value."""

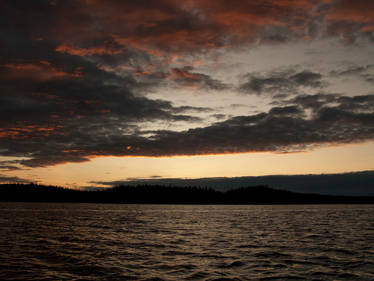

left=92, top=170, right=374, bottom=196
left=1, top=184, right=374, bottom=204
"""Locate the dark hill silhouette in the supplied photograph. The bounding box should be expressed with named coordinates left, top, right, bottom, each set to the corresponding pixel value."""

left=96, top=171, right=374, bottom=196
left=1, top=183, right=374, bottom=204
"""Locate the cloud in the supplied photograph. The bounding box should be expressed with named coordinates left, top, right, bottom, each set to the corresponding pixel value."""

left=330, top=64, right=374, bottom=83
left=325, top=0, right=374, bottom=43
left=211, top=114, right=227, bottom=120
left=56, top=44, right=124, bottom=57
left=239, top=69, right=324, bottom=96
left=0, top=174, right=32, bottom=184
left=285, top=93, right=374, bottom=112
left=0, top=159, right=24, bottom=171
left=168, top=67, right=229, bottom=91
left=0, top=28, right=206, bottom=129
left=121, top=93, right=374, bottom=156
left=172, top=105, right=213, bottom=114
left=2, top=0, right=372, bottom=62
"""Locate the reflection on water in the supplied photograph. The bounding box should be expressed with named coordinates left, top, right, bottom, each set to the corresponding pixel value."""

left=1, top=203, right=374, bottom=281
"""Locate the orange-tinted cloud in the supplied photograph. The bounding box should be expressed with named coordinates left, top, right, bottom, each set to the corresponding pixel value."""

left=1, top=61, right=82, bottom=81
left=56, top=44, right=123, bottom=56
left=166, top=67, right=228, bottom=91
left=325, top=0, right=374, bottom=40
left=327, top=0, right=374, bottom=23
left=12, top=0, right=368, bottom=65
left=43, top=0, right=318, bottom=57
left=169, top=68, right=201, bottom=81
left=0, top=125, right=64, bottom=140
left=5, top=0, right=373, bottom=61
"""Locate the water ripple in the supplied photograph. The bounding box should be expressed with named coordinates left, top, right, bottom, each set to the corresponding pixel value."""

left=1, top=203, right=374, bottom=281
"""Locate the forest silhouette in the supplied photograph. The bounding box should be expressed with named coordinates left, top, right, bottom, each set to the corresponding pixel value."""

left=1, top=184, right=374, bottom=204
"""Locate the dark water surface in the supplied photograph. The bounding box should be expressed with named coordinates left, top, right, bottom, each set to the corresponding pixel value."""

left=1, top=203, right=374, bottom=281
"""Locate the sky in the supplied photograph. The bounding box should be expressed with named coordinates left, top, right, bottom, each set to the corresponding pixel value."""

left=1, top=0, right=374, bottom=188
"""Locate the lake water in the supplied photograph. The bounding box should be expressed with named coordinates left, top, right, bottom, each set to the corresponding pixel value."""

left=1, top=203, right=374, bottom=281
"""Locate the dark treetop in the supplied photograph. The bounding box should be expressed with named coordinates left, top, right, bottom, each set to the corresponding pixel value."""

left=1, top=184, right=374, bottom=204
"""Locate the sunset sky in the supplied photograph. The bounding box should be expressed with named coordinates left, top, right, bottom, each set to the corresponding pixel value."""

left=1, top=0, right=374, bottom=188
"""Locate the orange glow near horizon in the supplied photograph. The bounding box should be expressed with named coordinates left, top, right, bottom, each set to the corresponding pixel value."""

left=4, top=141, right=374, bottom=188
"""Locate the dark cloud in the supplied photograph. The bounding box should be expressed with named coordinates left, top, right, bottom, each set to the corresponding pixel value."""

left=268, top=106, right=304, bottom=117
left=169, top=67, right=229, bottom=91
left=285, top=93, right=374, bottom=113
left=0, top=50, right=206, bottom=168
left=330, top=65, right=373, bottom=76
left=124, top=93, right=374, bottom=156
left=211, top=114, right=227, bottom=120
left=0, top=19, right=205, bottom=147
left=172, top=105, right=213, bottom=114
left=0, top=159, right=24, bottom=171
left=240, top=69, right=324, bottom=96
left=0, top=174, right=32, bottom=184
left=330, top=64, right=374, bottom=83
left=278, top=93, right=341, bottom=109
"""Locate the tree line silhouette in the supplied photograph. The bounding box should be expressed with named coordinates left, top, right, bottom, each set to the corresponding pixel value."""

left=1, top=183, right=374, bottom=204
